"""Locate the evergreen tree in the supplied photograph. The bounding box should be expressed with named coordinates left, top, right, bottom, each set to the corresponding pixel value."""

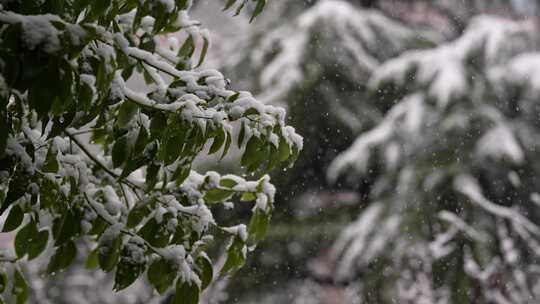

left=328, top=15, right=540, bottom=303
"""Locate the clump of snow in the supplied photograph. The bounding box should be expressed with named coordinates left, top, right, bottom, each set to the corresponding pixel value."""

left=530, top=193, right=540, bottom=206
left=475, top=125, right=524, bottom=164
left=492, top=53, right=540, bottom=99
left=0, top=12, right=62, bottom=53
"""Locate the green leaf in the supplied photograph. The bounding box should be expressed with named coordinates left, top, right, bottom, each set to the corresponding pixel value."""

left=40, top=178, right=63, bottom=210
left=15, top=221, right=49, bottom=260
left=47, top=241, right=77, bottom=274
left=0, top=271, right=7, bottom=293
left=135, top=31, right=151, bottom=50
left=248, top=209, right=270, bottom=244
left=177, top=0, right=189, bottom=10
left=12, top=269, right=28, bottom=304
left=241, top=136, right=261, bottom=167
left=220, top=178, right=238, bottom=188
left=127, top=202, right=150, bottom=228
left=85, top=247, right=100, bottom=269
left=278, top=137, right=290, bottom=162
left=267, top=145, right=280, bottom=170
left=227, top=92, right=240, bottom=103
left=244, top=108, right=259, bottom=116
left=173, top=165, right=191, bottom=186
left=88, top=0, right=110, bottom=21
left=196, top=255, right=213, bottom=290
left=121, top=157, right=144, bottom=179
left=114, top=251, right=146, bottom=291
left=220, top=131, right=232, bottom=160
left=112, top=135, right=129, bottom=168
left=138, top=218, right=170, bottom=247
left=2, top=205, right=23, bottom=232
left=134, top=126, right=149, bottom=155
left=234, top=1, right=245, bottom=16
left=250, top=0, right=266, bottom=22
left=89, top=217, right=108, bottom=237
left=173, top=280, right=199, bottom=304
left=164, top=132, right=187, bottom=165
left=52, top=209, right=80, bottom=245
left=170, top=224, right=186, bottom=245
left=223, top=0, right=236, bottom=11
left=150, top=113, right=167, bottom=139
left=146, top=163, right=160, bottom=190
left=2, top=171, right=28, bottom=215
left=290, top=146, right=300, bottom=164
left=196, top=35, right=209, bottom=67
left=204, top=189, right=233, bottom=203
left=209, top=129, right=225, bottom=155
left=237, top=122, right=245, bottom=148
left=98, top=235, right=122, bottom=272
left=221, top=236, right=246, bottom=274
left=42, top=147, right=59, bottom=173
left=0, top=112, right=8, bottom=156
left=247, top=145, right=268, bottom=172
left=240, top=192, right=256, bottom=202
left=30, top=230, right=49, bottom=260
left=78, top=80, right=94, bottom=111
left=147, top=258, right=176, bottom=294
left=123, top=139, right=157, bottom=179
left=178, top=35, right=195, bottom=59
left=28, top=83, right=54, bottom=119
left=142, top=69, right=154, bottom=85
left=91, top=128, right=107, bottom=145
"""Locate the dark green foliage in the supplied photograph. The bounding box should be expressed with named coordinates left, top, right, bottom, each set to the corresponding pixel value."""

left=47, top=241, right=77, bottom=274
left=14, top=221, right=48, bottom=260
left=2, top=205, right=23, bottom=232
left=12, top=269, right=28, bottom=304
left=173, top=280, right=199, bottom=304
left=0, top=0, right=302, bottom=302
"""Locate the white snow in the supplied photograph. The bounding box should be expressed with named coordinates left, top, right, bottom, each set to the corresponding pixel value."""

left=454, top=174, right=540, bottom=235
left=475, top=125, right=524, bottom=164
left=0, top=12, right=62, bottom=53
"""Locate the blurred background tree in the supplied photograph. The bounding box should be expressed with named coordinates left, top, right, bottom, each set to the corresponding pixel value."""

left=191, top=0, right=540, bottom=303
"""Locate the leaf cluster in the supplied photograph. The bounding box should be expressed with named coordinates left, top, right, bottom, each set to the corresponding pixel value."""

left=0, top=0, right=301, bottom=302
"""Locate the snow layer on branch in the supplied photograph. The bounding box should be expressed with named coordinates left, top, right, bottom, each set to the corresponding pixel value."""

left=438, top=211, right=488, bottom=242
left=475, top=124, right=524, bottom=164
left=327, top=94, right=424, bottom=181
left=330, top=202, right=401, bottom=280
left=250, top=0, right=417, bottom=104
left=492, top=53, right=540, bottom=98
left=370, top=15, right=535, bottom=108
left=329, top=16, right=536, bottom=182
left=325, top=13, right=540, bottom=301
left=454, top=174, right=540, bottom=235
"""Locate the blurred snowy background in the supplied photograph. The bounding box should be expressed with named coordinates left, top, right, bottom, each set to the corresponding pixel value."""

left=191, top=1, right=540, bottom=303
left=17, top=0, right=540, bottom=303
